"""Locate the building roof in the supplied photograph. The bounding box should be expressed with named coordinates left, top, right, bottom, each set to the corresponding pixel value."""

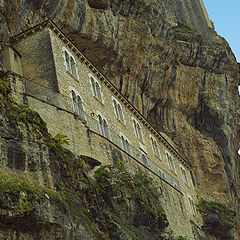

left=11, top=20, right=192, bottom=169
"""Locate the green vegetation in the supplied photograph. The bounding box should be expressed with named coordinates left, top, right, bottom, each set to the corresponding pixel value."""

left=198, top=199, right=235, bottom=226
left=0, top=171, right=61, bottom=214
left=134, top=172, right=153, bottom=187
left=0, top=76, right=48, bottom=133
left=94, top=165, right=110, bottom=180
left=210, top=19, right=215, bottom=30
left=0, top=78, right=8, bottom=96
left=49, top=133, right=70, bottom=154
left=176, top=236, right=188, bottom=240
left=198, top=199, right=235, bottom=238
left=92, top=162, right=168, bottom=236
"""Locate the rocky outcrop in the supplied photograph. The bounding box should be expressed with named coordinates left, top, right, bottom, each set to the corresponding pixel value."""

left=0, top=0, right=239, bottom=238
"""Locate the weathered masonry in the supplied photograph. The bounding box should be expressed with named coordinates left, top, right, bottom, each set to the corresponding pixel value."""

left=4, top=21, right=202, bottom=239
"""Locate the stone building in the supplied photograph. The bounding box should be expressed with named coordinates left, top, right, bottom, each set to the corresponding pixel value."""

left=4, top=21, right=203, bottom=239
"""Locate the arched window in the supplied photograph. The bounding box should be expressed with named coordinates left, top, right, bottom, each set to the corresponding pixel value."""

left=118, top=104, right=124, bottom=122
left=188, top=197, right=197, bottom=215
left=71, top=90, right=77, bottom=113
left=167, top=153, right=175, bottom=173
left=65, top=51, right=70, bottom=72
left=90, top=75, right=103, bottom=103
left=95, top=82, right=102, bottom=102
left=98, top=115, right=104, bottom=136
left=98, top=114, right=110, bottom=139
left=91, top=77, right=97, bottom=96
left=181, top=166, right=189, bottom=185
left=70, top=57, right=77, bottom=77
left=103, top=119, right=110, bottom=139
left=125, top=139, right=130, bottom=153
left=113, top=100, right=119, bottom=119
left=133, top=119, right=143, bottom=142
left=113, top=99, right=124, bottom=122
left=64, top=49, right=78, bottom=78
left=77, top=96, right=85, bottom=120
left=70, top=88, right=86, bottom=121
left=151, top=137, right=160, bottom=158
left=121, top=135, right=130, bottom=154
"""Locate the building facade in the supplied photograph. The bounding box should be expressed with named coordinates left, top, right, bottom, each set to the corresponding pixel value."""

left=4, top=21, right=203, bottom=239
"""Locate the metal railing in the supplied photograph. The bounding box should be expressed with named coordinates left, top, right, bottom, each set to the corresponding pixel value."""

left=10, top=76, right=182, bottom=192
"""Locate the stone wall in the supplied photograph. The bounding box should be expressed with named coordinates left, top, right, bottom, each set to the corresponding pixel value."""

left=14, top=28, right=59, bottom=91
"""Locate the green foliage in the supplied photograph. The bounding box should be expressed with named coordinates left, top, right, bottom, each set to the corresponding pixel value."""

left=0, top=172, right=61, bottom=214
left=198, top=199, right=235, bottom=227
left=176, top=236, right=188, bottom=240
left=134, top=172, right=153, bottom=187
left=0, top=75, right=48, bottom=134
left=0, top=78, right=8, bottom=96
left=49, top=133, right=70, bottom=154
left=210, top=20, right=215, bottom=30
left=115, top=158, right=125, bottom=170
left=94, top=165, right=109, bottom=179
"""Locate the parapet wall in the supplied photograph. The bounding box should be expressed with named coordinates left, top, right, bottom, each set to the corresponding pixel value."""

left=164, top=0, right=212, bottom=32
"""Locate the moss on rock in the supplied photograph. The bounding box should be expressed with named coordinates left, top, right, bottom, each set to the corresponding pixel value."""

left=0, top=171, right=61, bottom=214
left=198, top=199, right=235, bottom=239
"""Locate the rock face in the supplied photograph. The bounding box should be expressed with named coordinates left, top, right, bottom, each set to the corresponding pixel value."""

left=0, top=0, right=239, bottom=238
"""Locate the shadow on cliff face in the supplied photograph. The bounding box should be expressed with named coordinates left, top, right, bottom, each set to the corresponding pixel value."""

left=193, top=99, right=234, bottom=194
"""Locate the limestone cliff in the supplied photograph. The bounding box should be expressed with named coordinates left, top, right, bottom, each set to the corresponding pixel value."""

left=0, top=0, right=239, bottom=239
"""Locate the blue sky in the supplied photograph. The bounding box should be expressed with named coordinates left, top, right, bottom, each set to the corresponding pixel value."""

left=203, top=0, right=240, bottom=62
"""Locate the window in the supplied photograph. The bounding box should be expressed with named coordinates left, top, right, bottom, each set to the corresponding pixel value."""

left=121, top=135, right=130, bottom=154
left=64, top=49, right=78, bottom=78
left=95, top=82, right=103, bottom=102
left=65, top=51, right=70, bottom=71
left=188, top=196, right=196, bottom=215
left=90, top=75, right=103, bottom=102
left=70, top=57, right=77, bottom=77
left=113, top=98, right=124, bottom=122
left=150, top=136, right=160, bottom=158
left=71, top=90, right=86, bottom=121
left=91, top=77, right=96, bottom=96
left=98, top=114, right=110, bottom=139
left=77, top=96, right=85, bottom=120
left=133, top=119, right=143, bottom=142
left=167, top=152, right=175, bottom=173
left=71, top=90, right=77, bottom=112
left=180, top=166, right=189, bottom=185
